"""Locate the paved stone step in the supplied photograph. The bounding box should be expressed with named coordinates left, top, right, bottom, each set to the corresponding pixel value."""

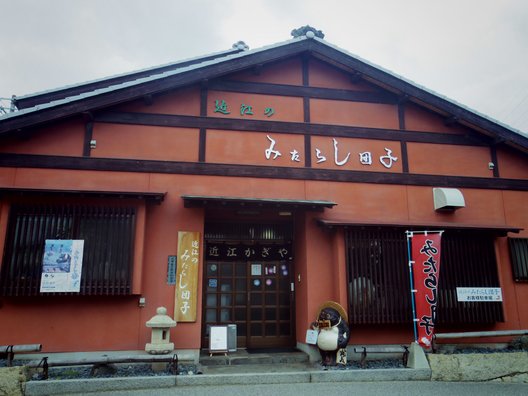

left=200, top=362, right=313, bottom=375
left=199, top=350, right=310, bottom=366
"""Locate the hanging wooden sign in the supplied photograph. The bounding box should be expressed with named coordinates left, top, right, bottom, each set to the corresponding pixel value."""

left=205, top=242, right=292, bottom=261
left=174, top=231, right=201, bottom=322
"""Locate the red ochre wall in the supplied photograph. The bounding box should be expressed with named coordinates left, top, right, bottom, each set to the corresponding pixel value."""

left=2, top=167, right=526, bottom=351
left=0, top=55, right=527, bottom=352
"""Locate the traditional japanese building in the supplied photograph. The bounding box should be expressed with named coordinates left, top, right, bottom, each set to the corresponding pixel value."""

left=1, top=27, right=527, bottom=360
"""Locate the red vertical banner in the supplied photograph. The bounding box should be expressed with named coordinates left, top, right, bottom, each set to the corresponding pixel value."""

left=410, top=232, right=442, bottom=349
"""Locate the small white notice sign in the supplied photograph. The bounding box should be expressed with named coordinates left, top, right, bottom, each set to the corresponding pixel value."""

left=209, top=325, right=228, bottom=353
left=456, top=287, right=503, bottom=302
left=251, top=264, right=262, bottom=276
left=306, top=329, right=318, bottom=345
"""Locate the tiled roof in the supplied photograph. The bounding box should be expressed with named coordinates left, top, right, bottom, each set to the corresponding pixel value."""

left=1, top=34, right=527, bottom=151
left=13, top=47, right=245, bottom=109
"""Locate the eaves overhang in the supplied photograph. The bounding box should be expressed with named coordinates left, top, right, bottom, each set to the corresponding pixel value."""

left=307, top=39, right=528, bottom=152
left=0, top=37, right=312, bottom=135
left=13, top=47, right=246, bottom=110
left=0, top=187, right=166, bottom=204
left=183, top=195, right=336, bottom=212
left=316, top=218, right=522, bottom=236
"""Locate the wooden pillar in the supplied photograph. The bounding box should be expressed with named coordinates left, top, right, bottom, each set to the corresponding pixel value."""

left=333, top=228, right=348, bottom=308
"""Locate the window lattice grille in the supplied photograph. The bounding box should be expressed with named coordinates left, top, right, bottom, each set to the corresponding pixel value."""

left=0, top=204, right=136, bottom=296
left=345, top=228, right=503, bottom=325
left=509, top=238, right=528, bottom=282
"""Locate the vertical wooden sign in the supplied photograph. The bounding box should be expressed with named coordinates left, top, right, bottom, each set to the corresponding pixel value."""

left=174, top=231, right=201, bottom=322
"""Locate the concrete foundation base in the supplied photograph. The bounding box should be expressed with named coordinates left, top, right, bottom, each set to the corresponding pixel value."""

left=0, top=366, right=26, bottom=396
left=428, top=351, right=528, bottom=382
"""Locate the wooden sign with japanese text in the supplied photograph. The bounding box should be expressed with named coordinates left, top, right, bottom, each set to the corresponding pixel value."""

left=174, top=231, right=201, bottom=322
left=205, top=242, right=293, bottom=261
left=205, top=130, right=401, bottom=172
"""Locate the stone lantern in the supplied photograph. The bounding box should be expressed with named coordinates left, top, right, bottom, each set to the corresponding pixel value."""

left=145, top=306, right=176, bottom=354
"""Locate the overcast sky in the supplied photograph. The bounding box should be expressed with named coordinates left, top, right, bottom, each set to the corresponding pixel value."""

left=1, top=0, right=527, bottom=134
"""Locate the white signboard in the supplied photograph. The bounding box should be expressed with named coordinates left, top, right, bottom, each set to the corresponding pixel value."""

left=40, top=240, right=84, bottom=293
left=306, top=329, right=318, bottom=345
left=456, top=287, right=502, bottom=302
left=209, top=325, right=228, bottom=353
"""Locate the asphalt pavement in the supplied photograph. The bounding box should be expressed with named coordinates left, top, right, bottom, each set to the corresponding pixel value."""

left=61, top=380, right=527, bottom=396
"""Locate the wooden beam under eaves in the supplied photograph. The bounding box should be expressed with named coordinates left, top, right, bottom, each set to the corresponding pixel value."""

left=350, top=71, right=362, bottom=84
left=493, top=136, right=506, bottom=145
left=143, top=94, right=154, bottom=106
left=81, top=111, right=94, bottom=121
left=444, top=115, right=459, bottom=126
left=398, top=94, right=410, bottom=104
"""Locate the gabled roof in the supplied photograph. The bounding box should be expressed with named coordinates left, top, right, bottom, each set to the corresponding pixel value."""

left=1, top=34, right=527, bottom=153
left=13, top=46, right=246, bottom=110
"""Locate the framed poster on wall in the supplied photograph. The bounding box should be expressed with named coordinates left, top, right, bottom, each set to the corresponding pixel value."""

left=40, top=239, right=84, bottom=293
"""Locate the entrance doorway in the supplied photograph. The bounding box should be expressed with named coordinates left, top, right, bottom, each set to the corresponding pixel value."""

left=202, top=221, right=295, bottom=349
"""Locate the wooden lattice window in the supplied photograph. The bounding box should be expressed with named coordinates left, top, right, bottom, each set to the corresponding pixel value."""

left=509, top=238, right=528, bottom=282
left=345, top=228, right=503, bottom=325
left=0, top=204, right=136, bottom=296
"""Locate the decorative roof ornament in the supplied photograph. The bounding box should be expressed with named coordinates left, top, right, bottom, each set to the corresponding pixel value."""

left=291, top=25, right=325, bottom=39
left=232, top=40, right=249, bottom=50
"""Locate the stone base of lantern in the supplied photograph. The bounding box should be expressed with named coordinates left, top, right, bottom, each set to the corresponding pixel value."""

left=145, top=342, right=174, bottom=355
left=151, top=362, right=168, bottom=372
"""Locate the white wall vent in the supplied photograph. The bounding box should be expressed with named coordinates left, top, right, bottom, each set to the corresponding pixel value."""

left=433, top=188, right=465, bottom=211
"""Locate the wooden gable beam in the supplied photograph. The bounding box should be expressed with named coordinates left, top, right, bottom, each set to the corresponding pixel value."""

left=444, top=115, right=459, bottom=126
left=0, top=39, right=313, bottom=135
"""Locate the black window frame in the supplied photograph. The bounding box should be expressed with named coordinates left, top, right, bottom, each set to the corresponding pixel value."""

left=0, top=202, right=137, bottom=296
left=345, top=227, right=504, bottom=326
left=508, top=237, right=528, bottom=282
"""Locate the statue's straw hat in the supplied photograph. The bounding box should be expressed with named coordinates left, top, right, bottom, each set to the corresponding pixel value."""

left=316, top=300, right=348, bottom=323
